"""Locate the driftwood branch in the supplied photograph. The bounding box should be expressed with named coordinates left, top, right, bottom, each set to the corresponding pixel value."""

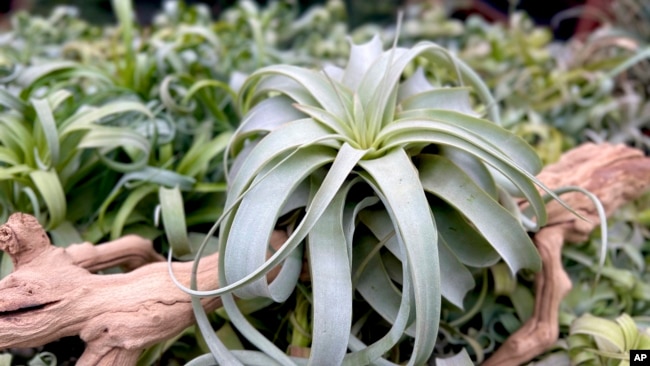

left=1, top=143, right=649, bottom=365
left=0, top=213, right=286, bottom=365
left=483, top=143, right=650, bottom=366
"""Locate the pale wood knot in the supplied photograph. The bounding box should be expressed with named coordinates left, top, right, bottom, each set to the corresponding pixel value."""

left=0, top=225, right=17, bottom=254
left=0, top=213, right=51, bottom=268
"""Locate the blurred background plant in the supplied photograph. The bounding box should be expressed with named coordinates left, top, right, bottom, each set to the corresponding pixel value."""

left=0, top=0, right=242, bottom=253
left=0, top=0, right=649, bottom=364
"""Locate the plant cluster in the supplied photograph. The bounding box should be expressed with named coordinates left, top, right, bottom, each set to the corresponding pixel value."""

left=0, top=0, right=249, bottom=261
left=0, top=0, right=649, bottom=365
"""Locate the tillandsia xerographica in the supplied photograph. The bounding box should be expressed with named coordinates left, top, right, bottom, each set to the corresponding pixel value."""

left=172, top=35, right=577, bottom=365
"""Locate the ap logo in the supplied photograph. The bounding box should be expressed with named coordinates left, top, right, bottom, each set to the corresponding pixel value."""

left=631, top=350, right=650, bottom=365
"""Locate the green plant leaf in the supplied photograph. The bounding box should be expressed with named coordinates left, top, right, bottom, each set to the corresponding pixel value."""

left=177, top=130, right=232, bottom=177
left=77, top=126, right=150, bottom=172
left=31, top=98, right=60, bottom=168
left=107, top=184, right=157, bottom=240
left=29, top=169, right=66, bottom=229
left=159, top=186, right=191, bottom=257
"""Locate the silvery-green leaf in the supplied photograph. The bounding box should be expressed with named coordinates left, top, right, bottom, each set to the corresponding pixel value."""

left=400, top=87, right=478, bottom=117
left=397, top=67, right=433, bottom=101
left=307, top=180, right=355, bottom=365
left=222, top=147, right=334, bottom=300
left=359, top=208, right=473, bottom=308
left=227, top=119, right=335, bottom=198
left=359, top=149, right=440, bottom=365
left=419, top=155, right=541, bottom=273
left=353, top=235, right=404, bottom=333
left=431, top=200, right=500, bottom=267
left=241, top=65, right=348, bottom=120
left=377, top=119, right=548, bottom=229
left=435, top=349, right=474, bottom=366
left=392, top=110, right=541, bottom=174
left=342, top=35, right=384, bottom=90
left=439, top=145, right=498, bottom=199
left=234, top=95, right=305, bottom=139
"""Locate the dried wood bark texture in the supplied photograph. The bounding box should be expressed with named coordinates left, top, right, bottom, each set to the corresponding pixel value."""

left=483, top=143, right=650, bottom=366
left=0, top=143, right=649, bottom=365
left=0, top=213, right=286, bottom=365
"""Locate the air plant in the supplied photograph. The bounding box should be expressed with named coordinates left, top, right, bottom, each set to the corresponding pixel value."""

left=170, top=32, right=575, bottom=364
